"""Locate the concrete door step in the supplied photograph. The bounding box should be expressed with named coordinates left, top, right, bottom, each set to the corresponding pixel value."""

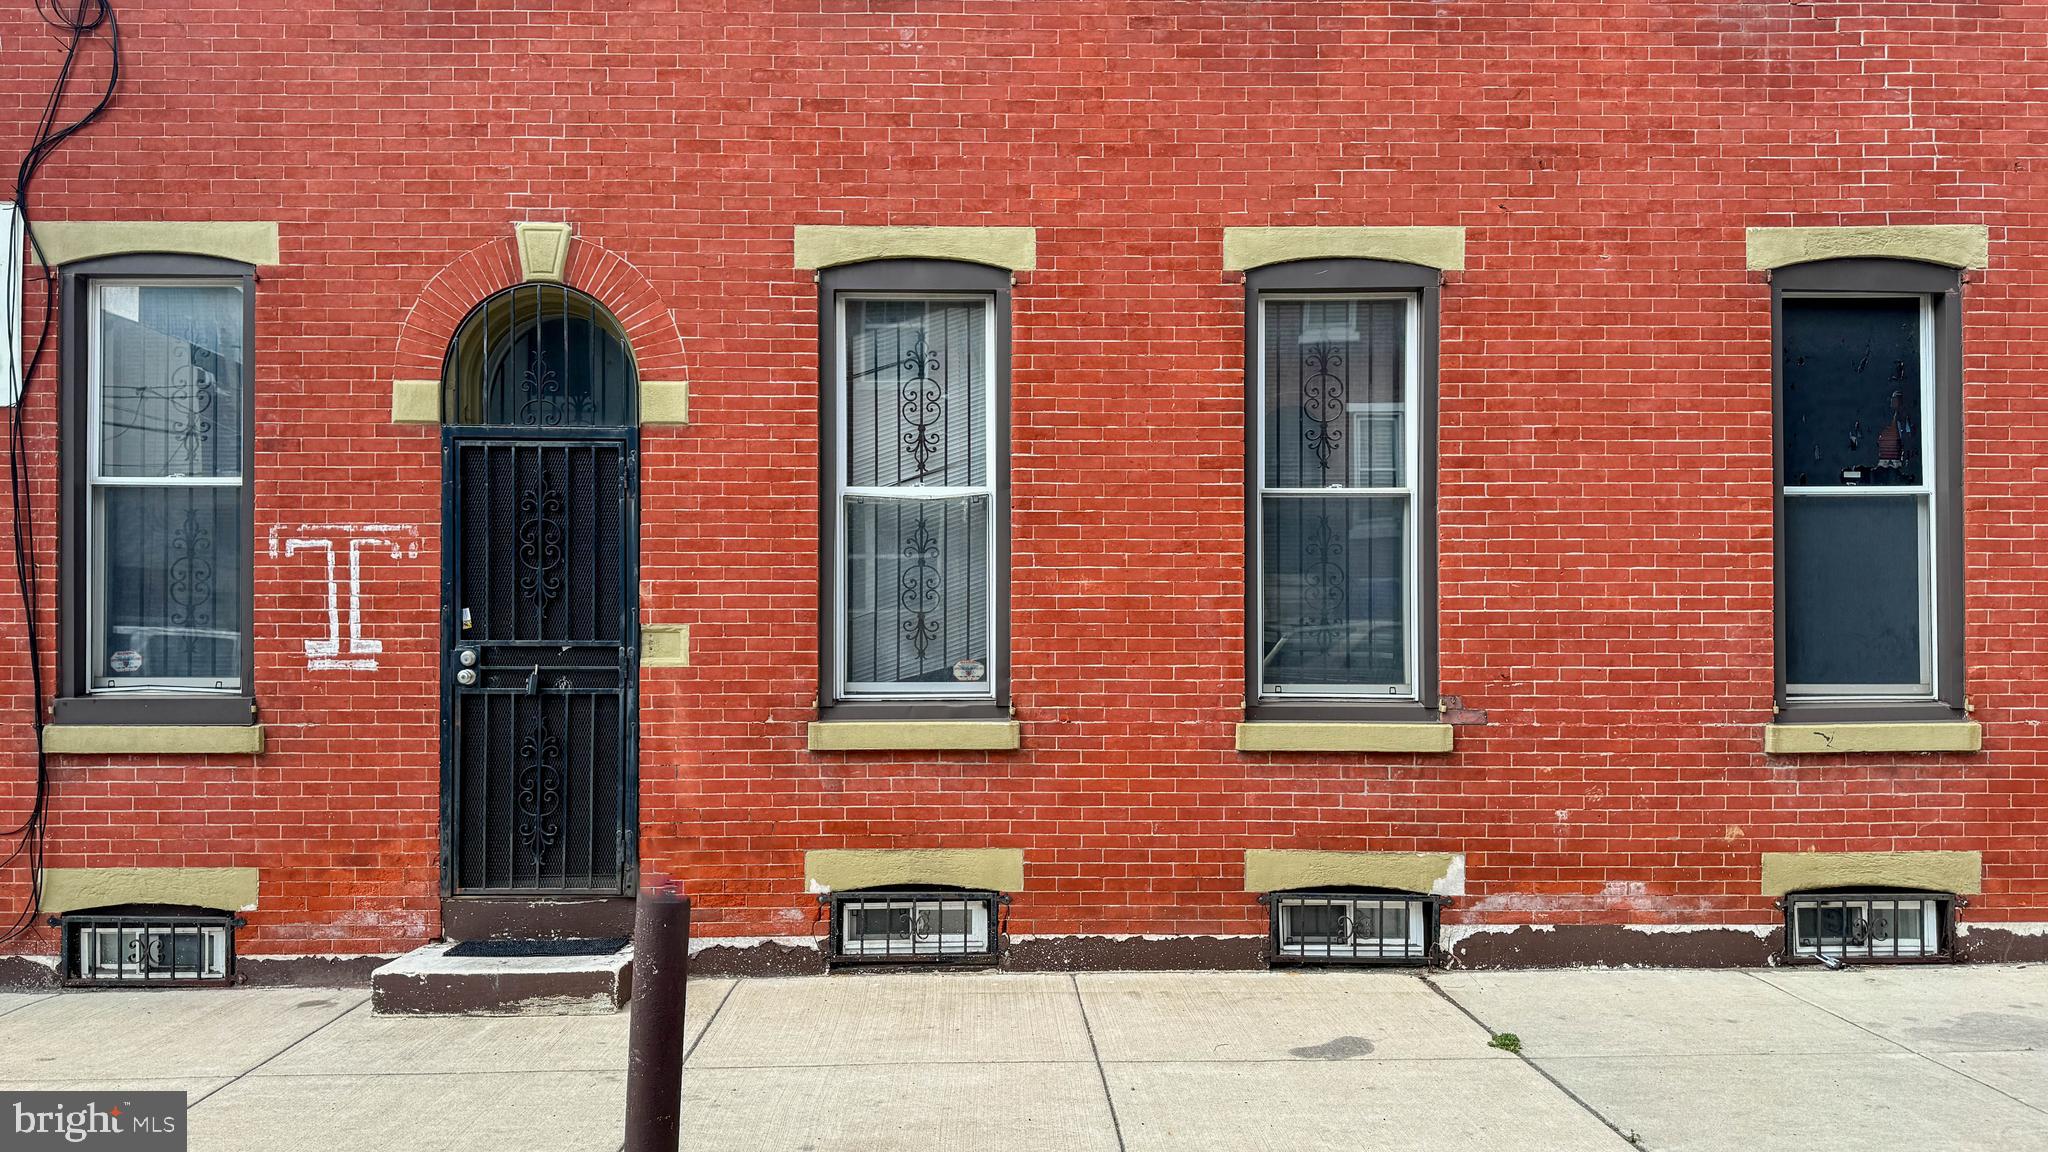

left=371, top=941, right=633, bottom=1016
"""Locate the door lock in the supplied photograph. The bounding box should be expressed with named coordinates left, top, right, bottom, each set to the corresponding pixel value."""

left=457, top=648, right=478, bottom=667
left=455, top=668, right=477, bottom=686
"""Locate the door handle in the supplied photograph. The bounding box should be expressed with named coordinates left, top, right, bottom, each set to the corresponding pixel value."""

left=525, top=665, right=540, bottom=695
left=455, top=668, right=477, bottom=686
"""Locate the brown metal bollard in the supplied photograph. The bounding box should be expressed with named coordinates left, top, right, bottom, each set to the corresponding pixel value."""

left=624, top=877, right=690, bottom=1152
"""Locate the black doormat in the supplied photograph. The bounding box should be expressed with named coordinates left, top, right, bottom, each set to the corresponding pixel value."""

left=445, top=936, right=630, bottom=959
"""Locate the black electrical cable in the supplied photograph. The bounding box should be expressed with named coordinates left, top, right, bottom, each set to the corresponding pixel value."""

left=0, top=0, right=120, bottom=945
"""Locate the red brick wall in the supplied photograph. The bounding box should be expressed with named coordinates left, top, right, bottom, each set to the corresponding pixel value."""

left=0, top=1, right=2043, bottom=959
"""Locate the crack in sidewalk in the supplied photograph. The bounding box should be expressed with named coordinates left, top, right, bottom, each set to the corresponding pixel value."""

left=1421, top=974, right=1644, bottom=1150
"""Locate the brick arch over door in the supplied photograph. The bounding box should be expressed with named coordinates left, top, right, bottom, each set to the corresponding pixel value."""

left=394, top=235, right=688, bottom=386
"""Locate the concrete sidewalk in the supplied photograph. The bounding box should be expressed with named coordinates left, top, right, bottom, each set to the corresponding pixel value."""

left=1, top=964, right=2043, bottom=1151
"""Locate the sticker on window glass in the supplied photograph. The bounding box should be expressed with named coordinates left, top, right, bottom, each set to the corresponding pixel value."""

left=109, top=649, right=143, bottom=674
left=951, top=658, right=985, bottom=683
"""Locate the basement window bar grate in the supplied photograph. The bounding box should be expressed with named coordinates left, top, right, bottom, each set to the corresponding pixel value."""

left=825, top=888, right=1004, bottom=965
left=1263, top=890, right=1441, bottom=966
left=1782, top=890, right=1955, bottom=964
left=55, top=909, right=241, bottom=986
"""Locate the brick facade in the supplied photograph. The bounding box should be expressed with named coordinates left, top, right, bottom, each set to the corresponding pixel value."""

left=2, top=1, right=2044, bottom=969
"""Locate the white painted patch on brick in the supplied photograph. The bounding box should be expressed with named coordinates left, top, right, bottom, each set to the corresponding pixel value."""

left=268, top=523, right=420, bottom=672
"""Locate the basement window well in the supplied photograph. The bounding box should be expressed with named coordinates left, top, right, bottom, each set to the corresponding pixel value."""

left=55, top=906, right=241, bottom=987
left=1264, top=888, right=1440, bottom=966
left=825, top=887, right=1004, bottom=966
left=1783, top=889, right=1955, bottom=964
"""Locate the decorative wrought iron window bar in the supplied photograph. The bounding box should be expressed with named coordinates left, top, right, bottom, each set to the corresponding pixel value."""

left=824, top=887, right=1005, bottom=966
left=54, top=907, right=242, bottom=987
left=1780, top=890, right=1956, bottom=966
left=1262, top=889, right=1441, bottom=967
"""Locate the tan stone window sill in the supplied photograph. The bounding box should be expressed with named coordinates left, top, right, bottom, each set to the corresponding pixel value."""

left=1762, top=721, right=1980, bottom=755
left=43, top=725, right=265, bottom=756
left=807, top=720, right=1020, bottom=752
left=1236, top=721, right=1454, bottom=754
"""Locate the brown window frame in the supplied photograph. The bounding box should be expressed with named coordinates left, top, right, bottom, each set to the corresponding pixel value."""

left=816, top=259, right=1012, bottom=721
left=1243, top=258, right=1441, bottom=725
left=1771, top=257, right=1967, bottom=725
left=53, top=254, right=258, bottom=727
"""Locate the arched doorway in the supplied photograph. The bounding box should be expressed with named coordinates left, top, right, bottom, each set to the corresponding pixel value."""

left=438, top=283, right=639, bottom=899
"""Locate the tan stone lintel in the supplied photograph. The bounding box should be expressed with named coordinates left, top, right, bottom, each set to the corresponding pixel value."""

left=514, top=222, right=573, bottom=282
left=640, top=380, right=688, bottom=425
left=642, top=625, right=689, bottom=668
left=391, top=379, right=439, bottom=424
left=1236, top=721, right=1454, bottom=754
left=1761, top=850, right=1982, bottom=897
left=806, top=848, right=1025, bottom=894
left=41, top=866, right=260, bottom=914
left=793, top=225, right=1037, bottom=271
left=1222, top=226, right=1466, bottom=272
left=1763, top=721, right=1981, bottom=755
left=32, top=221, right=281, bottom=267
left=43, top=725, right=264, bottom=756
left=1244, top=850, right=1465, bottom=896
left=1746, top=225, right=1989, bottom=271
left=808, top=720, right=1020, bottom=752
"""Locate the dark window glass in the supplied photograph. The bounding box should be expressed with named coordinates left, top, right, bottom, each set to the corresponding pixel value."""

left=1260, top=496, right=1408, bottom=691
left=1780, top=296, right=1933, bottom=697
left=444, top=284, right=636, bottom=428
left=1783, top=298, right=1922, bottom=488
left=1784, top=495, right=1927, bottom=691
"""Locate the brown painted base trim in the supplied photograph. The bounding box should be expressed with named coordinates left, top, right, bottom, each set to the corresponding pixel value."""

left=1446, top=926, right=1782, bottom=969
left=689, top=941, right=827, bottom=977
left=239, top=955, right=387, bottom=987
left=1956, top=928, right=2048, bottom=964
left=1004, top=935, right=1267, bottom=972
left=0, top=955, right=57, bottom=991
left=440, top=897, right=636, bottom=942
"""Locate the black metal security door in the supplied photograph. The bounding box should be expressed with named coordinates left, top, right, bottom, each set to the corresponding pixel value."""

left=437, top=282, right=644, bottom=899
left=442, top=430, right=638, bottom=895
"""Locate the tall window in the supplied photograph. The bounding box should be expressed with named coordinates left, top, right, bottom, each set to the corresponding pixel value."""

left=1774, top=259, right=1964, bottom=720
left=820, top=261, right=1009, bottom=715
left=58, top=256, right=256, bottom=726
left=1247, top=260, right=1438, bottom=719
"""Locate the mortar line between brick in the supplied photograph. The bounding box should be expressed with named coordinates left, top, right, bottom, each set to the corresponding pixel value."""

left=1741, top=970, right=2048, bottom=1118
left=682, top=976, right=741, bottom=1067
left=188, top=995, right=370, bottom=1110
left=1070, top=974, right=1128, bottom=1152
left=1421, top=975, right=1642, bottom=1149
